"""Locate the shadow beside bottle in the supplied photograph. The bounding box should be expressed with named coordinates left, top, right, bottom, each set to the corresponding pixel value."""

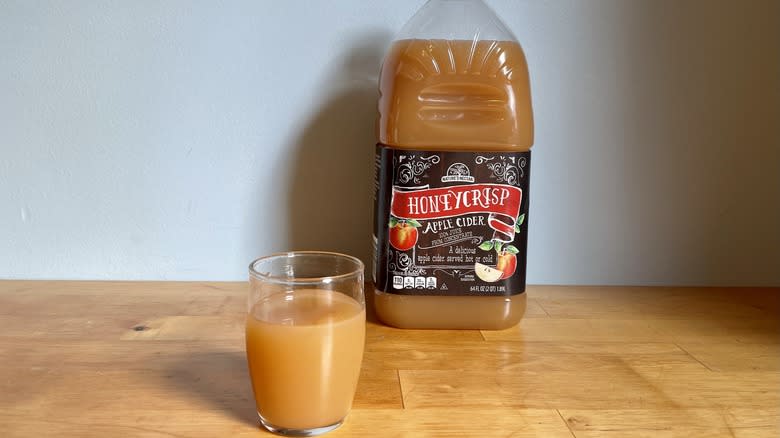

left=285, top=32, right=391, bottom=268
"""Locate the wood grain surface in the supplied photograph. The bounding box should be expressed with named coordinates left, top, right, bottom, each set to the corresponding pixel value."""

left=0, top=281, right=777, bottom=437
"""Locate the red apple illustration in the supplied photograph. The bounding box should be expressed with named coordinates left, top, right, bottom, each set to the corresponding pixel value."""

left=388, top=218, right=420, bottom=251
left=496, top=250, right=517, bottom=279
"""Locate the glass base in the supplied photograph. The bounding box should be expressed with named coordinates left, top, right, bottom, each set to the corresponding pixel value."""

left=258, top=413, right=344, bottom=437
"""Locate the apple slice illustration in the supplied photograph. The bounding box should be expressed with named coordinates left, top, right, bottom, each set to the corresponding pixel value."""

left=477, top=239, right=520, bottom=280
left=474, top=262, right=503, bottom=283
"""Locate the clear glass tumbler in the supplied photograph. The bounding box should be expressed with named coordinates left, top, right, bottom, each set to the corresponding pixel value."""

left=246, top=251, right=365, bottom=436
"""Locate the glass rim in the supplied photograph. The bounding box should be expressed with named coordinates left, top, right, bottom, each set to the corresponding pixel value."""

left=248, top=251, right=364, bottom=286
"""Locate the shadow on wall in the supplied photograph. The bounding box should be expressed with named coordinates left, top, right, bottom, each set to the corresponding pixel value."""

left=617, top=0, right=780, bottom=285
left=284, top=32, right=391, bottom=266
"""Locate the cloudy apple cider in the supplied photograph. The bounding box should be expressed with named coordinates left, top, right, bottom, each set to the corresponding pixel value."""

left=246, top=252, right=365, bottom=436
left=372, top=0, right=533, bottom=329
left=246, top=290, right=365, bottom=430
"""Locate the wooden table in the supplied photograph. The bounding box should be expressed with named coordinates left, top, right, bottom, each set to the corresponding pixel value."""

left=0, top=281, right=778, bottom=437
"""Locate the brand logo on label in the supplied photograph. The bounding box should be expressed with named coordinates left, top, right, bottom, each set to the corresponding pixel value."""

left=441, top=163, right=475, bottom=183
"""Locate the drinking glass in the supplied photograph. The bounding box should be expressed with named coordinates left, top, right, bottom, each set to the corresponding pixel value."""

left=246, top=251, right=365, bottom=436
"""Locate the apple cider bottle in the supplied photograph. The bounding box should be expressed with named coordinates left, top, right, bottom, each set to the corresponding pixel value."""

left=373, top=0, right=534, bottom=329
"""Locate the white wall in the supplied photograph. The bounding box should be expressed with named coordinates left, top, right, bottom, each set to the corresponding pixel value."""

left=1, top=0, right=778, bottom=285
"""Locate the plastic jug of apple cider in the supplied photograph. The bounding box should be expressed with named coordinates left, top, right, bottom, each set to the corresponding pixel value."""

left=373, top=0, right=534, bottom=329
